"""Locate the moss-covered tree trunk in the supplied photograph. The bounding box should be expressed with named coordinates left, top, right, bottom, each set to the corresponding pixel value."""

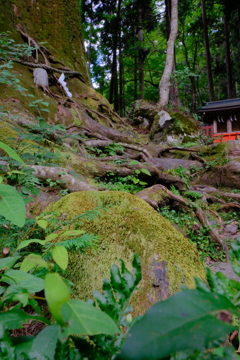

left=0, top=0, right=90, bottom=84
left=0, top=0, right=134, bottom=142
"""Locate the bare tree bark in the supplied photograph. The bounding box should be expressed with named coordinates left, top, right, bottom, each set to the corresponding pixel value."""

left=159, top=0, right=178, bottom=107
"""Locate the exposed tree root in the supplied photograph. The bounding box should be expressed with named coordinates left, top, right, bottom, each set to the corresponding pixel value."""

left=193, top=185, right=240, bottom=203
left=82, top=139, right=152, bottom=158
left=136, top=184, right=229, bottom=257
left=189, top=153, right=207, bottom=164
left=72, top=107, right=135, bottom=144
left=17, top=25, right=50, bottom=66
left=30, top=165, right=97, bottom=192
left=98, top=103, right=131, bottom=128
left=83, top=140, right=113, bottom=148
left=157, top=146, right=198, bottom=157
left=85, top=108, right=117, bottom=129
left=218, top=203, right=240, bottom=212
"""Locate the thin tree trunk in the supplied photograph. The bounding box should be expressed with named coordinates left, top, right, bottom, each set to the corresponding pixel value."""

left=238, top=3, right=240, bottom=41
left=169, top=50, right=180, bottom=106
left=159, top=0, right=178, bottom=107
left=109, top=0, right=122, bottom=111
left=181, top=21, right=198, bottom=112
left=109, top=47, right=118, bottom=109
left=134, top=27, right=138, bottom=100
left=137, top=5, right=144, bottom=99
left=119, top=35, right=123, bottom=116
left=201, top=0, right=214, bottom=101
left=223, top=13, right=233, bottom=98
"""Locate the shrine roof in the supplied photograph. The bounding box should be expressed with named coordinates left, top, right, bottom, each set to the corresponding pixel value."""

left=199, top=98, right=240, bottom=113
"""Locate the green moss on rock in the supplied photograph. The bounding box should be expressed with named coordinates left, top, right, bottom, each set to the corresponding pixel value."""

left=47, top=191, right=206, bottom=315
left=169, top=113, right=199, bottom=135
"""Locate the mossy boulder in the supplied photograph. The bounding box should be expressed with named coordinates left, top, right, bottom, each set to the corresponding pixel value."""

left=129, top=100, right=160, bottom=129
left=47, top=191, right=205, bottom=315
left=150, top=112, right=200, bottom=145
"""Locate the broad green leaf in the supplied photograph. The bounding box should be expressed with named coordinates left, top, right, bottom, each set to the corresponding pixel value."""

left=117, top=289, right=238, bottom=360
left=17, top=239, right=47, bottom=251
left=3, top=285, right=30, bottom=306
left=0, top=141, right=24, bottom=164
left=0, top=323, right=15, bottom=360
left=0, top=309, right=49, bottom=330
left=45, top=233, right=58, bottom=242
left=2, top=269, right=44, bottom=293
left=37, top=219, right=48, bottom=229
left=94, top=280, right=119, bottom=321
left=132, top=253, right=141, bottom=285
left=52, top=246, right=68, bottom=270
left=9, top=170, right=25, bottom=175
left=0, top=184, right=26, bottom=227
left=140, top=168, right=151, bottom=176
left=12, top=336, right=34, bottom=359
left=30, top=324, right=59, bottom=359
left=120, top=259, right=135, bottom=292
left=129, top=161, right=139, bottom=165
left=62, top=230, right=85, bottom=236
left=61, top=299, right=119, bottom=337
left=44, top=273, right=70, bottom=327
left=0, top=256, right=20, bottom=270
left=110, top=263, right=129, bottom=304
left=20, top=254, right=48, bottom=272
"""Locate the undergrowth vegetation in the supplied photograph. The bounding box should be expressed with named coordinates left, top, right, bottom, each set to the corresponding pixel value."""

left=2, top=30, right=240, bottom=360
left=159, top=206, right=225, bottom=260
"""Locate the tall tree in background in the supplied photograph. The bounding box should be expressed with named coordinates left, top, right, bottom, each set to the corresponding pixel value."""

left=83, top=0, right=158, bottom=113
left=158, top=0, right=178, bottom=106
left=223, top=12, right=233, bottom=99
left=201, top=0, right=214, bottom=101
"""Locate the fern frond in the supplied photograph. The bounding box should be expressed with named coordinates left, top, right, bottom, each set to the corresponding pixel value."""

left=58, top=233, right=100, bottom=252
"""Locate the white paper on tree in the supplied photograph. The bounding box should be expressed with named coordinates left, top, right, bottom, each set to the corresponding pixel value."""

left=58, top=73, right=72, bottom=97
left=33, top=68, right=49, bottom=87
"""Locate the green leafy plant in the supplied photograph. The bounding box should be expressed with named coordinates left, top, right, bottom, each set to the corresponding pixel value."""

left=170, top=184, right=181, bottom=196
left=0, top=142, right=26, bottom=227
left=168, top=166, right=191, bottom=188
left=159, top=207, right=224, bottom=260
left=0, top=252, right=141, bottom=360
left=183, top=190, right=203, bottom=201
left=0, top=32, right=33, bottom=92
left=97, top=173, right=147, bottom=193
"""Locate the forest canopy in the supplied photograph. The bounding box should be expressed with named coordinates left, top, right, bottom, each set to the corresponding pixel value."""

left=82, top=0, right=240, bottom=114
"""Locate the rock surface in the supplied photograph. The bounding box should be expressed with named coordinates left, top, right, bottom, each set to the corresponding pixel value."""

left=148, top=158, right=203, bottom=171
left=47, top=191, right=206, bottom=315
left=206, top=261, right=240, bottom=282
left=200, top=160, right=240, bottom=189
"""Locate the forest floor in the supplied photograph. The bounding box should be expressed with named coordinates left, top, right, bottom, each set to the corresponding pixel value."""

left=207, top=261, right=240, bottom=282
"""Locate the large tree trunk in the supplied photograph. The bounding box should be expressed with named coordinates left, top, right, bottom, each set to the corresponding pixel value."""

left=0, top=0, right=90, bottom=84
left=158, top=0, right=178, bottom=107
left=201, top=0, right=214, bottom=101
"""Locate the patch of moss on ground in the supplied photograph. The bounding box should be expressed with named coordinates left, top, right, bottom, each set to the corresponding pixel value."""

left=46, top=191, right=206, bottom=315
left=198, top=142, right=229, bottom=162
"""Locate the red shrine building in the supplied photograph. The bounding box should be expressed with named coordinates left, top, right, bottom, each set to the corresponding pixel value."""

left=198, top=98, right=240, bottom=143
